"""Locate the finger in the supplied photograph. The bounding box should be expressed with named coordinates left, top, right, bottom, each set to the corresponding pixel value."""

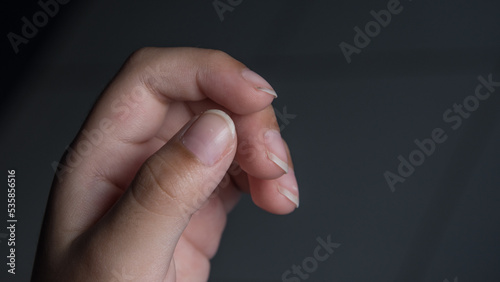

left=182, top=196, right=227, bottom=258
left=249, top=168, right=299, bottom=214
left=108, top=47, right=276, bottom=119
left=248, top=140, right=299, bottom=214
left=234, top=105, right=290, bottom=179
left=78, top=110, right=236, bottom=280
left=93, top=47, right=276, bottom=143
left=177, top=171, right=241, bottom=258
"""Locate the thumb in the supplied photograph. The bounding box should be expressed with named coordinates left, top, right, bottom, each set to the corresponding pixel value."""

left=81, top=109, right=236, bottom=280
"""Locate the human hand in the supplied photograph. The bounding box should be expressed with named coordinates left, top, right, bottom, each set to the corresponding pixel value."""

left=32, top=48, right=299, bottom=281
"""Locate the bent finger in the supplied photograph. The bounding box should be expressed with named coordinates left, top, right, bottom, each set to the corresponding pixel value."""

left=248, top=140, right=299, bottom=214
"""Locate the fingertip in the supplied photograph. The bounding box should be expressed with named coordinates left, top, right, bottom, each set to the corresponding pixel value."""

left=248, top=168, right=300, bottom=215
left=236, top=126, right=290, bottom=180
left=241, top=68, right=278, bottom=99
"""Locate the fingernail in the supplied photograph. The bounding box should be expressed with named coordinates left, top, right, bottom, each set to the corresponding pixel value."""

left=264, top=129, right=289, bottom=173
left=241, top=68, right=278, bottom=98
left=277, top=168, right=299, bottom=208
left=182, top=109, right=235, bottom=166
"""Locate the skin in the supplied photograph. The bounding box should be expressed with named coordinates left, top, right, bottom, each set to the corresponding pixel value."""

left=32, top=47, right=299, bottom=281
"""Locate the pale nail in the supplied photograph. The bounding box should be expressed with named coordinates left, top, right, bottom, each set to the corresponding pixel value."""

left=277, top=168, right=299, bottom=208
left=182, top=109, right=235, bottom=166
left=264, top=130, right=289, bottom=173
left=241, top=68, right=278, bottom=98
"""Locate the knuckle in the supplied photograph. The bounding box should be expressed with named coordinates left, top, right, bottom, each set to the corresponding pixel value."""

left=205, top=49, right=231, bottom=62
left=122, top=47, right=160, bottom=79
left=133, top=154, right=201, bottom=215
left=127, top=47, right=154, bottom=66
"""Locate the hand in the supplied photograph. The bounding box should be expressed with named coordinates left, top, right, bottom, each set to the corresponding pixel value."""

left=32, top=47, right=299, bottom=281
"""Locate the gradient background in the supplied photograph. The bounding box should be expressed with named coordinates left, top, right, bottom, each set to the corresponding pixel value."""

left=2, top=0, right=500, bottom=281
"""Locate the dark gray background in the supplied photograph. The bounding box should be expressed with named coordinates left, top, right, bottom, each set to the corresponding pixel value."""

left=2, top=0, right=500, bottom=281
